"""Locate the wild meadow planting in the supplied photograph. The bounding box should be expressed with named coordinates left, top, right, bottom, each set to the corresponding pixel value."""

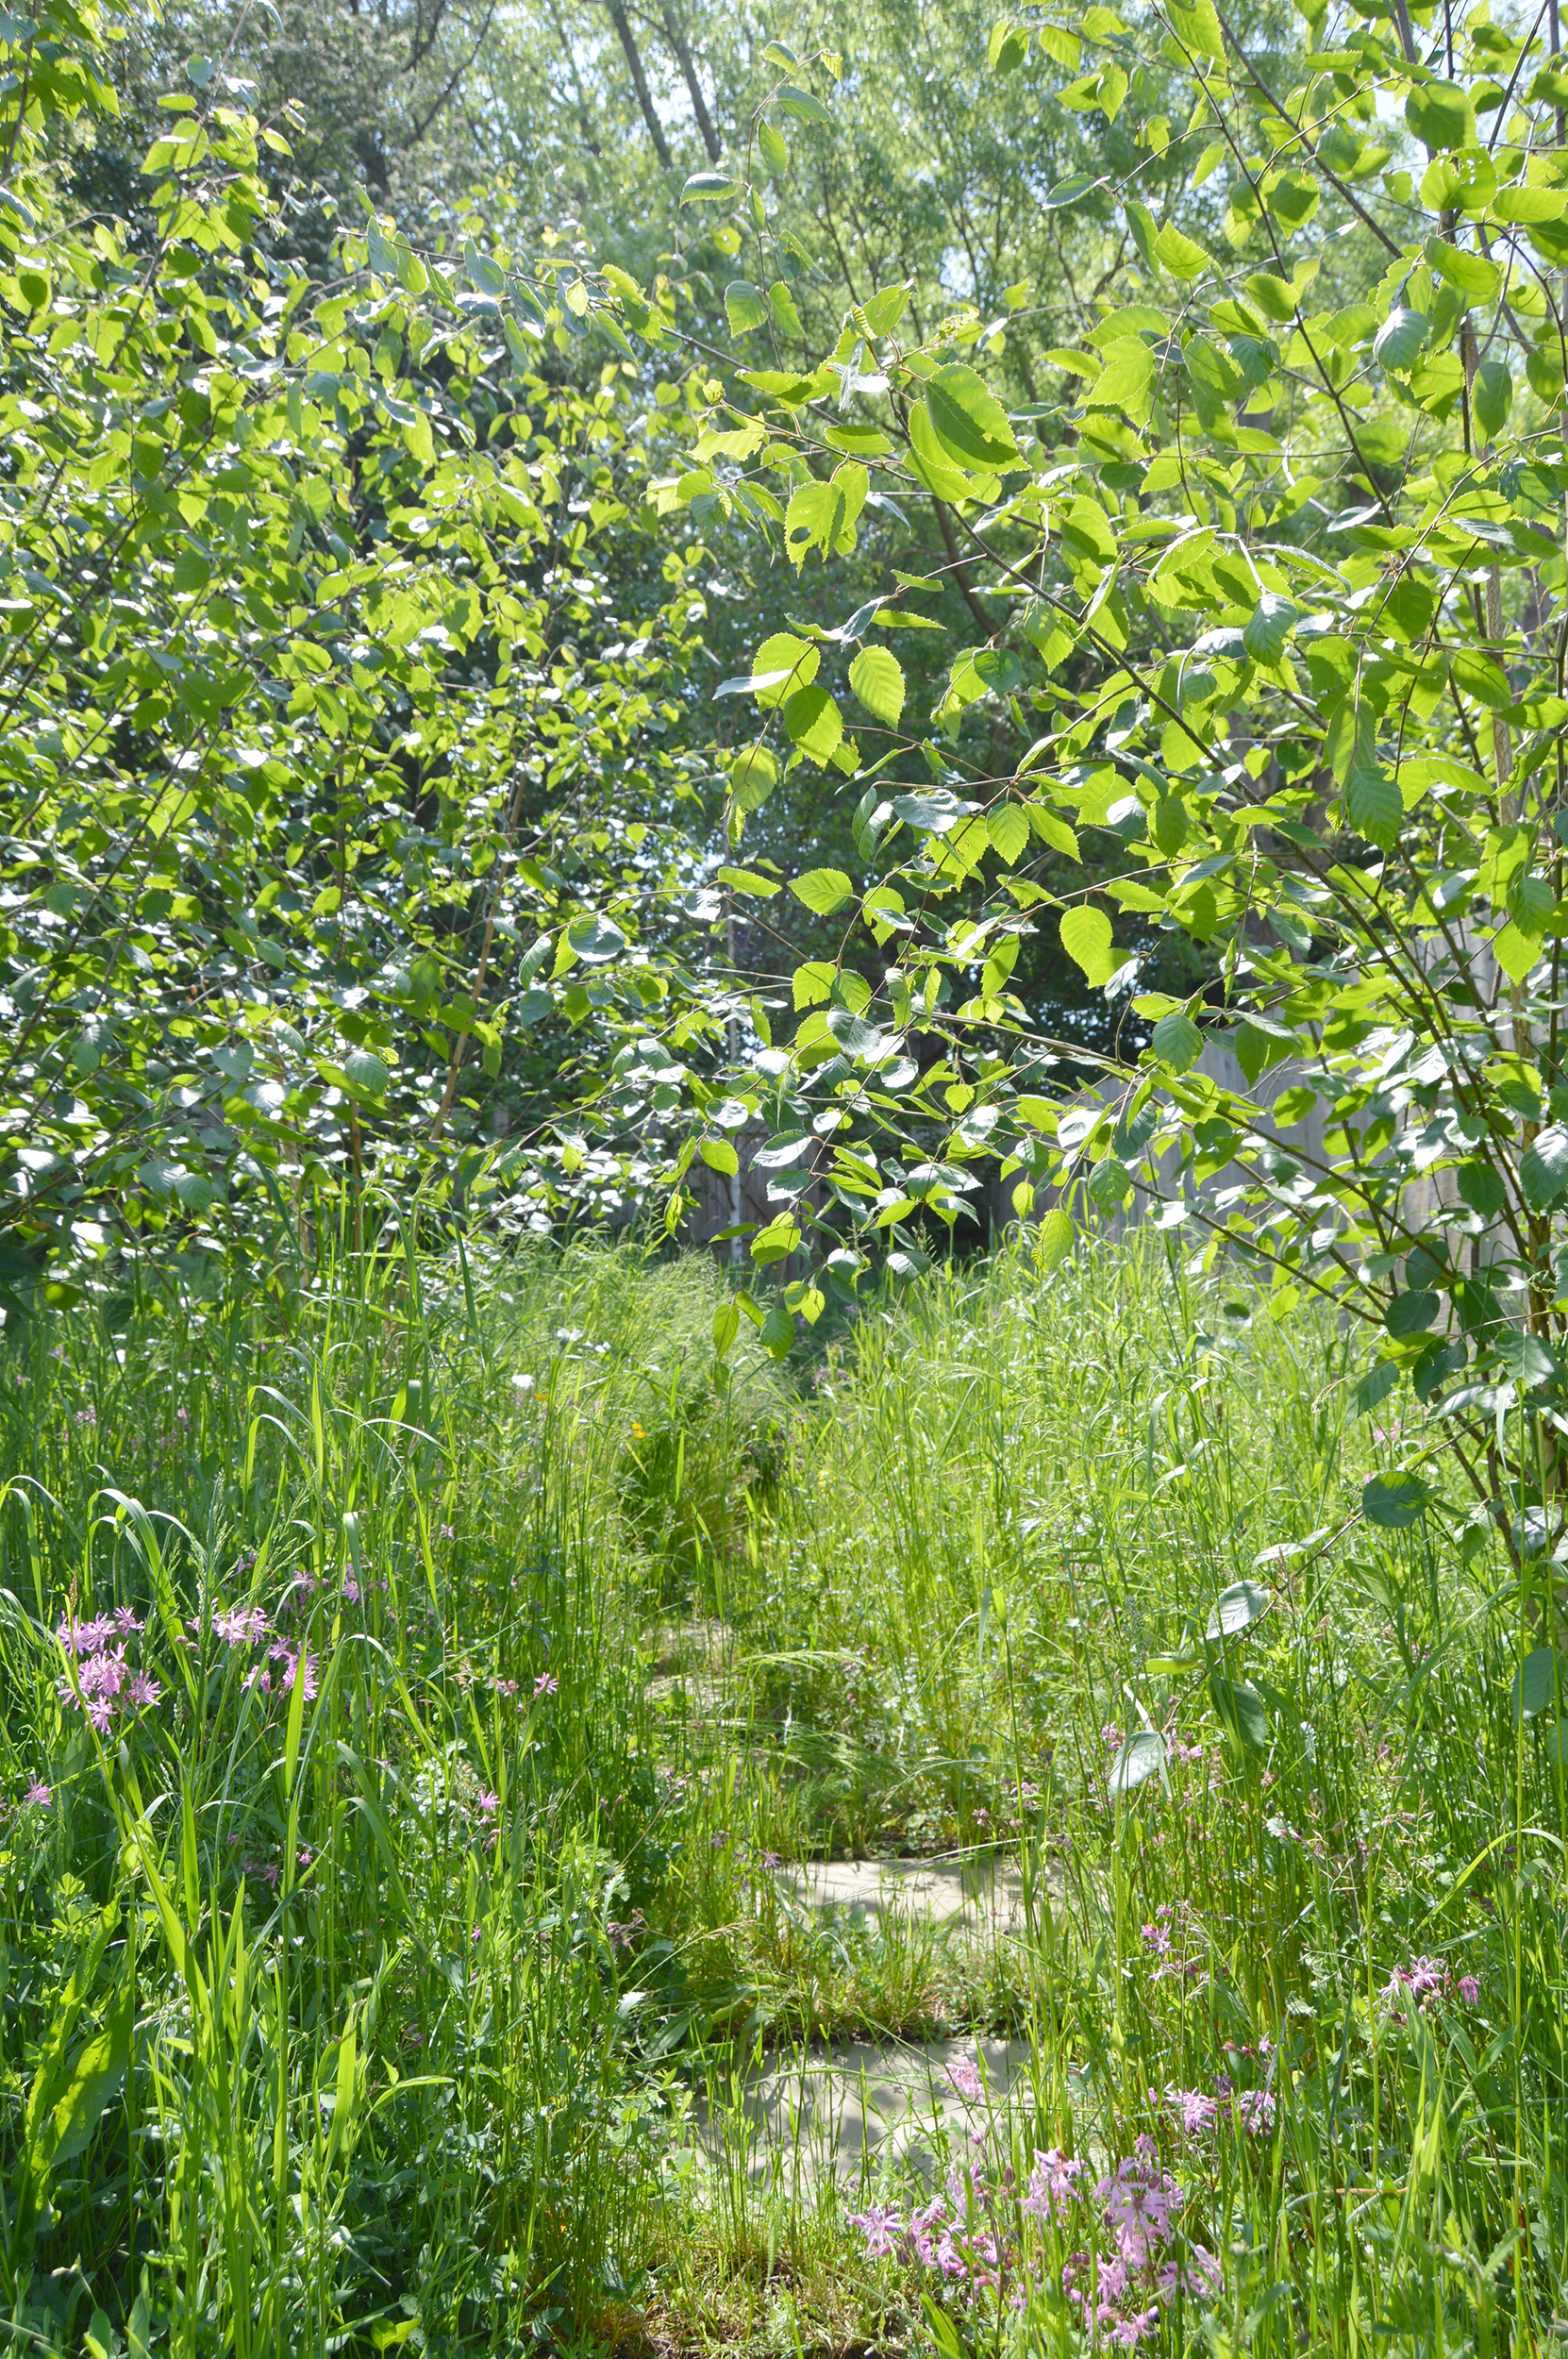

left=0, top=1228, right=1557, bottom=2357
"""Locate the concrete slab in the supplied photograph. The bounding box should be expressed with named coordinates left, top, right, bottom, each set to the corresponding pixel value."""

left=784, top=1850, right=1043, bottom=1937
left=697, top=2032, right=1043, bottom=2186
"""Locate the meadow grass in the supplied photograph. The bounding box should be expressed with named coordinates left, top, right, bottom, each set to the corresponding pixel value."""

left=0, top=1224, right=1560, bottom=2357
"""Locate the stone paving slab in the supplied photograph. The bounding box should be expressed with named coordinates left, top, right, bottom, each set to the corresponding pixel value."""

left=698, top=2032, right=1041, bottom=2186
left=784, top=1850, right=1040, bottom=1936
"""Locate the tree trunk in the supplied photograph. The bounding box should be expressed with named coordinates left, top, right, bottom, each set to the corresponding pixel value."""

left=605, top=0, right=672, bottom=168
left=659, top=2, right=720, bottom=159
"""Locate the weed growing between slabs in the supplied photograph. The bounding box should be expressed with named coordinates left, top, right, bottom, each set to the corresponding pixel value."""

left=0, top=1227, right=1559, bottom=2354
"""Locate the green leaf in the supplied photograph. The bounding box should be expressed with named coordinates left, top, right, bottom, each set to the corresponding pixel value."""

left=784, top=465, right=869, bottom=567
left=768, top=280, right=803, bottom=338
left=565, top=914, right=627, bottom=963
left=862, top=285, right=909, bottom=337
left=680, top=171, right=733, bottom=202
left=1028, top=805, right=1081, bottom=862
left=724, top=280, right=769, bottom=334
left=47, top=1978, right=133, bottom=2173
left=1406, top=79, right=1476, bottom=154
left=776, top=83, right=833, bottom=125
left=1521, top=1126, right=1568, bottom=1210
left=1244, top=272, right=1297, bottom=322
left=1088, top=337, right=1156, bottom=414
left=788, top=868, right=856, bottom=915
left=1493, top=924, right=1542, bottom=984
left=1167, top=0, right=1226, bottom=61
left=1153, top=223, right=1213, bottom=278
left=1386, top=1290, right=1440, bottom=1337
left=782, top=684, right=843, bottom=765
left=750, top=633, right=818, bottom=710
left=1426, top=239, right=1499, bottom=303
left=1060, top=903, right=1118, bottom=984
left=1373, top=307, right=1431, bottom=374
left=1344, top=763, right=1401, bottom=850
left=1209, top=1672, right=1269, bottom=1753
left=699, top=1138, right=739, bottom=1176
left=759, top=121, right=790, bottom=180
left=1207, top=1581, right=1271, bottom=1641
left=1109, top=1730, right=1166, bottom=1795
left=924, top=364, right=1020, bottom=474
left=1152, top=1009, right=1203, bottom=1072
left=729, top=747, right=780, bottom=813
left=463, top=241, right=506, bottom=298
left=343, top=1048, right=390, bottom=1099
left=847, top=644, right=906, bottom=725
left=1243, top=594, right=1298, bottom=664
left=1362, top=1471, right=1431, bottom=1530
left=716, top=865, right=781, bottom=896
left=1474, top=358, right=1514, bottom=439
left=1512, top=1647, right=1565, bottom=1724
left=987, top=804, right=1031, bottom=865
left=1036, top=1206, right=1074, bottom=1265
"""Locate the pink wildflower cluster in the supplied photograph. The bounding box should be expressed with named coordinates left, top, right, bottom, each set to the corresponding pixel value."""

left=195, top=1599, right=321, bottom=1702
left=849, top=2136, right=1222, bottom=2338
left=1162, top=2077, right=1276, bottom=2137
left=1140, top=1903, right=1207, bottom=1984
left=1380, top=1955, right=1480, bottom=2015
left=55, top=1608, right=160, bottom=1733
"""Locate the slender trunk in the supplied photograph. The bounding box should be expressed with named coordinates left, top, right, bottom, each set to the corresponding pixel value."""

left=726, top=899, right=741, bottom=1262
left=930, top=496, right=997, bottom=636
left=659, top=1, right=720, bottom=159
left=547, top=0, right=601, bottom=154
left=606, top=0, right=672, bottom=168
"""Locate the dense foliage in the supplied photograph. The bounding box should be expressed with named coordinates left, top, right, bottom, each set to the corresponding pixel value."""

left=631, top=0, right=1568, bottom=1590
left=0, top=0, right=761, bottom=1300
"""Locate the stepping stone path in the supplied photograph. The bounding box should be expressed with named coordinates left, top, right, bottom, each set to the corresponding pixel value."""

left=699, top=1851, right=1055, bottom=2186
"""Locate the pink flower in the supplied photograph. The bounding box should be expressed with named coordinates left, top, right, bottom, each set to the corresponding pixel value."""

left=126, top=1673, right=160, bottom=1710
left=24, top=1780, right=50, bottom=1808
left=57, top=1614, right=113, bottom=1656
left=85, top=1698, right=114, bottom=1733
left=1235, top=2088, right=1276, bottom=2135
left=1166, top=2085, right=1218, bottom=2135
left=475, top=1789, right=499, bottom=1816
left=1022, top=2148, right=1082, bottom=2220
left=1097, top=2150, right=1182, bottom=2267
left=78, top=1648, right=126, bottom=1699
left=533, top=1672, right=558, bottom=1698
left=1458, top=1974, right=1480, bottom=2004
left=214, top=1606, right=267, bottom=1647
left=342, top=1575, right=360, bottom=1603
left=1382, top=1954, right=1447, bottom=2010
left=848, top=2202, right=903, bottom=2257
left=1158, top=2246, right=1222, bottom=2302
left=946, top=2056, right=984, bottom=2102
